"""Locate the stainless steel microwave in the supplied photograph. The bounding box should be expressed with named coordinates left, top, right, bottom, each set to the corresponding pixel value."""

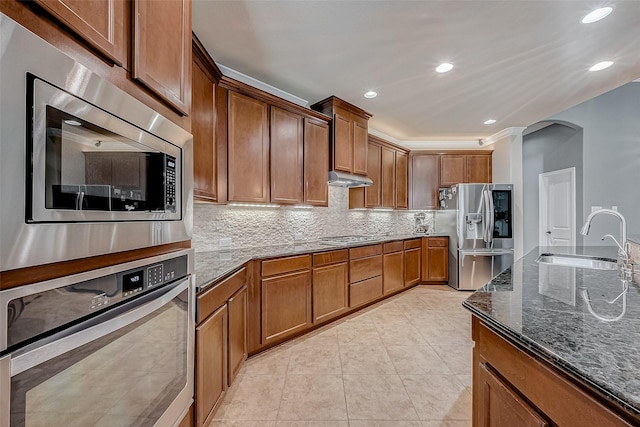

left=0, top=14, right=193, bottom=271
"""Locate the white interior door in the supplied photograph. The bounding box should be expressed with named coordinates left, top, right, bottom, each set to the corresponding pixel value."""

left=539, top=168, right=576, bottom=248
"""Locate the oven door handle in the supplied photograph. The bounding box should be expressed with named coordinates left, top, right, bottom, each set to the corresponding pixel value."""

left=8, top=276, right=192, bottom=377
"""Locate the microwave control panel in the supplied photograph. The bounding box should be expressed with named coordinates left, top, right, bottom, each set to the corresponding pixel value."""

left=165, top=155, right=177, bottom=213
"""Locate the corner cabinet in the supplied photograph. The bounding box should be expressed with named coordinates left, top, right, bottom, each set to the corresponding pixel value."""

left=311, top=96, right=372, bottom=176
left=260, top=255, right=312, bottom=346
left=192, top=38, right=227, bottom=202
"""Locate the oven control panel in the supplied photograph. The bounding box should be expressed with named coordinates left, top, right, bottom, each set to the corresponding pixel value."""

left=118, top=255, right=187, bottom=299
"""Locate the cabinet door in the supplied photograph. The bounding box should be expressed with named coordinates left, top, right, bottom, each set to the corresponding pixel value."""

left=477, top=363, right=549, bottom=427
left=192, top=58, right=217, bottom=201
left=228, top=286, right=247, bottom=386
left=270, top=107, right=303, bottom=204
left=428, top=245, right=449, bottom=281
left=333, top=112, right=353, bottom=173
left=395, top=151, right=408, bottom=209
left=304, top=118, right=329, bottom=206
left=381, top=146, right=396, bottom=208
left=133, top=0, right=191, bottom=114
left=404, top=247, right=421, bottom=286
left=195, top=305, right=227, bottom=427
left=34, top=0, right=126, bottom=65
left=228, top=92, right=270, bottom=202
left=440, top=155, right=467, bottom=187
left=261, top=270, right=312, bottom=345
left=410, top=155, right=440, bottom=209
left=365, top=142, right=382, bottom=207
left=467, top=155, right=492, bottom=183
left=353, top=120, right=368, bottom=175
left=383, top=251, right=404, bottom=295
left=312, top=262, right=349, bottom=323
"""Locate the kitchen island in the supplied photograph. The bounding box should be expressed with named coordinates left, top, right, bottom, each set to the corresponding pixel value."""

left=463, top=246, right=640, bottom=426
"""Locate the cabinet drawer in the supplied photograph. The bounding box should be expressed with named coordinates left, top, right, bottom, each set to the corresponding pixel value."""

left=350, top=244, right=382, bottom=259
left=313, top=249, right=349, bottom=267
left=383, top=241, right=404, bottom=253
left=404, top=239, right=421, bottom=250
left=262, top=254, right=311, bottom=277
left=197, top=267, right=247, bottom=324
left=350, top=255, right=383, bottom=283
left=428, top=237, right=448, bottom=247
left=349, top=276, right=383, bottom=307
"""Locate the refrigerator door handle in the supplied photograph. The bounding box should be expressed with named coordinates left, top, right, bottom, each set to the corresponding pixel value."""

left=487, top=190, right=494, bottom=246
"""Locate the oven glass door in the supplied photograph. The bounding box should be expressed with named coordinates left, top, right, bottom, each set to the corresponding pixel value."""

left=28, top=75, right=182, bottom=222
left=5, top=280, right=192, bottom=427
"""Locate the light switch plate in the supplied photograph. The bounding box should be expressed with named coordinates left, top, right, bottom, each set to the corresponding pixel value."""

left=294, top=233, right=304, bottom=242
left=219, top=238, right=232, bottom=249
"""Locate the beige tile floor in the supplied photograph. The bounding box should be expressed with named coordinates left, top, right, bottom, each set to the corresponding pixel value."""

left=212, top=285, right=474, bottom=427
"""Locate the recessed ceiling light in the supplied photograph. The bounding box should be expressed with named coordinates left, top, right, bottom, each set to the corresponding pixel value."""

left=582, top=7, right=613, bottom=24
left=436, top=63, right=454, bottom=73
left=484, top=119, right=497, bottom=125
left=589, top=61, right=613, bottom=71
left=64, top=119, right=81, bottom=126
left=364, top=91, right=377, bottom=99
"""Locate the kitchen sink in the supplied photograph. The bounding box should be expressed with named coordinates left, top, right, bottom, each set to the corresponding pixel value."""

left=536, top=253, right=618, bottom=270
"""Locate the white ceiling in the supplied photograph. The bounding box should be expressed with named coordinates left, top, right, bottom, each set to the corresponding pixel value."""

left=192, top=1, right=640, bottom=144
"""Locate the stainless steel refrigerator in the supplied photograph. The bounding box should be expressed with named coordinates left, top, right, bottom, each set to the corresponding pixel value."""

left=439, top=183, right=515, bottom=290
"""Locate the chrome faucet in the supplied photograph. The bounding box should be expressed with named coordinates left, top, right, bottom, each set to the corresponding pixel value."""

left=580, top=208, right=628, bottom=261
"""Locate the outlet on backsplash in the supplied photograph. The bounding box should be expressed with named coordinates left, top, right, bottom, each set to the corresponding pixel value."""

left=219, top=238, right=232, bottom=249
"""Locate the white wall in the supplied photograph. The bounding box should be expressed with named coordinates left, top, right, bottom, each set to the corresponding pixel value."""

left=193, top=187, right=436, bottom=251
left=490, top=128, right=526, bottom=260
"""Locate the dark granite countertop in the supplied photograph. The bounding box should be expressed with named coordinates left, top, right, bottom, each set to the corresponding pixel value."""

left=195, top=233, right=447, bottom=292
left=463, top=246, right=640, bottom=420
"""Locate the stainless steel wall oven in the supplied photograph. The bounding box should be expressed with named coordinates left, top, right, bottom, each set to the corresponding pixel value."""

left=0, top=14, right=193, bottom=271
left=0, top=249, right=194, bottom=427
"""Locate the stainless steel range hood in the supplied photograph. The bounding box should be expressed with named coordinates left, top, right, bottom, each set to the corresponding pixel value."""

left=328, top=171, right=373, bottom=188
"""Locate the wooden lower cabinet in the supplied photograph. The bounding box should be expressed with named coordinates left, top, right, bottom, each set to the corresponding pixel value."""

left=477, top=363, right=548, bottom=427
left=404, top=246, right=421, bottom=286
left=312, top=262, right=349, bottom=323
left=421, top=237, right=449, bottom=283
left=195, top=305, right=227, bottom=427
left=383, top=250, right=404, bottom=295
left=473, top=317, right=637, bottom=427
left=227, top=285, right=247, bottom=385
left=261, top=270, right=312, bottom=345
left=195, top=267, right=247, bottom=426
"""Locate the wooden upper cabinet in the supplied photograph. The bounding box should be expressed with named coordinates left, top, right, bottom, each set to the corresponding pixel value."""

left=381, top=146, right=396, bottom=208
left=310, top=96, right=372, bottom=176
left=333, top=112, right=353, bottom=173
left=353, top=120, right=368, bottom=175
left=467, top=154, right=492, bottom=183
left=440, top=155, right=467, bottom=187
left=227, top=91, right=269, bottom=203
left=133, top=0, right=191, bottom=115
left=270, top=107, right=304, bottom=204
left=410, top=154, right=440, bottom=209
left=192, top=42, right=219, bottom=202
left=304, top=118, right=330, bottom=206
left=365, top=143, right=382, bottom=208
left=395, top=151, right=408, bottom=209
left=34, top=0, right=126, bottom=65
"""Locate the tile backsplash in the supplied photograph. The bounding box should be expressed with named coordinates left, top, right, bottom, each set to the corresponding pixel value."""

left=193, top=187, right=435, bottom=251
